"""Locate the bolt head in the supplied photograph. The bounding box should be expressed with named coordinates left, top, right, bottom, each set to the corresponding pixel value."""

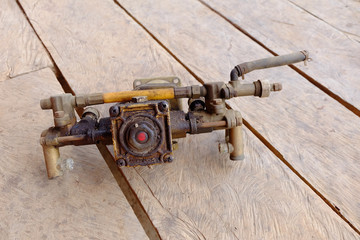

left=116, top=159, right=126, bottom=167
left=165, top=155, right=174, bottom=163
left=109, top=106, right=120, bottom=117
left=158, top=101, right=169, bottom=112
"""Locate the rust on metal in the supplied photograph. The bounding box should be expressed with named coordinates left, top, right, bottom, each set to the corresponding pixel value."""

left=39, top=51, right=309, bottom=178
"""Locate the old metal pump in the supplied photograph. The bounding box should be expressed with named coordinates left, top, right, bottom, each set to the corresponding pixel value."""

left=40, top=51, right=309, bottom=179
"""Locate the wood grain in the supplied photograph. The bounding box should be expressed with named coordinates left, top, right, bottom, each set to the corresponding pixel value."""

left=289, top=0, right=360, bottom=42
left=0, top=69, right=147, bottom=239
left=124, top=130, right=359, bottom=239
left=0, top=0, right=52, bottom=81
left=200, top=0, right=360, bottom=111
left=116, top=0, right=360, bottom=232
left=17, top=0, right=360, bottom=238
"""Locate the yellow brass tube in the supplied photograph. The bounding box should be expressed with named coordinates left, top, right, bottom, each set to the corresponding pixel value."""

left=103, top=88, right=175, bottom=103
left=198, top=121, right=227, bottom=128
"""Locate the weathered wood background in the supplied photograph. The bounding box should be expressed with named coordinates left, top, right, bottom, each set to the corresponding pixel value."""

left=1, top=0, right=359, bottom=239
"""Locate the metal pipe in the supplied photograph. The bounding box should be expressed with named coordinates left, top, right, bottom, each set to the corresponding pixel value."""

left=103, top=88, right=175, bottom=103
left=42, top=145, right=62, bottom=179
left=229, top=126, right=245, bottom=160
left=57, top=135, right=87, bottom=143
left=198, top=120, right=227, bottom=128
left=230, top=51, right=308, bottom=81
left=235, top=83, right=256, bottom=96
left=232, top=81, right=282, bottom=97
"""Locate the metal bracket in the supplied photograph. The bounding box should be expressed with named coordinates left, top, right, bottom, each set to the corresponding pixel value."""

left=133, top=77, right=184, bottom=111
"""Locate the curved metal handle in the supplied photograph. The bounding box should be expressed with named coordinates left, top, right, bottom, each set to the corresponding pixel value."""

left=230, top=50, right=309, bottom=81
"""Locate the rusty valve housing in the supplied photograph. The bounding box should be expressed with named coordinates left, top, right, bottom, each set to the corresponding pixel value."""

left=110, top=100, right=173, bottom=167
left=40, top=51, right=309, bottom=179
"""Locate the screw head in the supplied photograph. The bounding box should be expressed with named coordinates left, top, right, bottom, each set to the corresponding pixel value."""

left=116, top=159, right=126, bottom=167
left=158, top=101, right=169, bottom=112
left=109, top=106, right=120, bottom=117
left=165, top=155, right=174, bottom=163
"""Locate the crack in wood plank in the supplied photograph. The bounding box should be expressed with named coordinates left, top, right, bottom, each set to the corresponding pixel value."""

left=15, top=0, right=75, bottom=95
left=7, top=66, right=51, bottom=79
left=0, top=0, right=52, bottom=81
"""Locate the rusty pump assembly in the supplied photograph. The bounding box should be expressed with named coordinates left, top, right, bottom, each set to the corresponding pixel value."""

left=40, top=51, right=309, bottom=179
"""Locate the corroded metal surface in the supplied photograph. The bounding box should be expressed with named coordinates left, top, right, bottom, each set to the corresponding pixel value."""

left=40, top=52, right=308, bottom=178
left=110, top=100, right=173, bottom=166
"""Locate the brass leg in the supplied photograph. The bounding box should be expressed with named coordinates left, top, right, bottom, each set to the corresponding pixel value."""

left=229, top=126, right=245, bottom=161
left=42, top=145, right=62, bottom=179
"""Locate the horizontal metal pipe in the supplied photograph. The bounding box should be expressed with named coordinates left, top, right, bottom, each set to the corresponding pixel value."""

left=57, top=135, right=87, bottom=143
left=41, top=86, right=205, bottom=110
left=230, top=50, right=308, bottom=81
left=239, top=51, right=307, bottom=74
left=235, top=83, right=256, bottom=97
left=103, top=88, right=175, bottom=103
left=198, top=120, right=227, bottom=128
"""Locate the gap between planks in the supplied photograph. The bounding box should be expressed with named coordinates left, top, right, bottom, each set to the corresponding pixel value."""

left=112, top=0, right=360, bottom=235
left=15, top=0, right=75, bottom=95
left=197, top=0, right=360, bottom=119
left=242, top=118, right=360, bottom=235
left=16, top=0, right=360, bottom=237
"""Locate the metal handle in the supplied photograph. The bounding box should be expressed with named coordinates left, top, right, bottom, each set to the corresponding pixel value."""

left=230, top=50, right=309, bottom=81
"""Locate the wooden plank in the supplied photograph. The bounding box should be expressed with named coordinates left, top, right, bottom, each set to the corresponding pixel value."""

left=114, top=0, right=360, bottom=232
left=17, top=0, right=359, bottom=238
left=289, top=0, right=360, bottom=43
left=199, top=0, right=360, bottom=111
left=0, top=0, right=52, bottom=81
left=0, top=68, right=147, bottom=239
left=124, top=131, right=359, bottom=239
